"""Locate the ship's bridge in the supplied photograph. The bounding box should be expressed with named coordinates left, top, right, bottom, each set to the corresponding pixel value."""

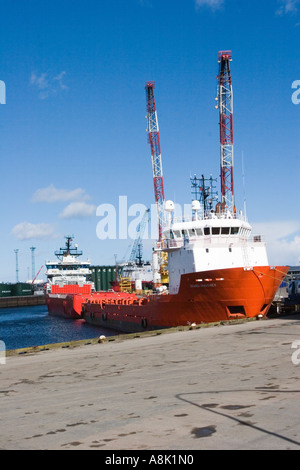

left=161, top=212, right=253, bottom=251
left=45, top=255, right=92, bottom=277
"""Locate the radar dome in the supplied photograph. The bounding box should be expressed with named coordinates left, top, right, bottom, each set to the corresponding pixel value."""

left=165, top=200, right=175, bottom=212
left=191, top=200, right=201, bottom=211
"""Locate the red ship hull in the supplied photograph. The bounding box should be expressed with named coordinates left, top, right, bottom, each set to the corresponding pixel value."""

left=82, top=266, right=289, bottom=332
left=46, top=293, right=90, bottom=319
left=46, top=284, right=92, bottom=319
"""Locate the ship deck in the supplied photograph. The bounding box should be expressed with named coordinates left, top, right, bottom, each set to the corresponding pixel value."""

left=1, top=314, right=300, bottom=450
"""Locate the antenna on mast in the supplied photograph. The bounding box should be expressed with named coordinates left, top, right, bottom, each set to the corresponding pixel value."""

left=242, top=151, right=247, bottom=221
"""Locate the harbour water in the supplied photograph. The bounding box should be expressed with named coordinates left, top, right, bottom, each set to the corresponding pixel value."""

left=0, top=305, right=119, bottom=351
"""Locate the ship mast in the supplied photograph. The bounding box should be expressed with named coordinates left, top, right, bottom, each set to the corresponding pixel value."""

left=55, top=236, right=82, bottom=261
left=216, top=51, right=236, bottom=216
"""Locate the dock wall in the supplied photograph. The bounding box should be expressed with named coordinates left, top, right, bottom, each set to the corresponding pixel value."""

left=0, top=295, right=46, bottom=309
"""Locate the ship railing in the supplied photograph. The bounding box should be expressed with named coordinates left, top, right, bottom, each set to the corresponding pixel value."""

left=170, top=211, right=242, bottom=224
left=157, top=239, right=184, bottom=250
left=157, top=234, right=265, bottom=251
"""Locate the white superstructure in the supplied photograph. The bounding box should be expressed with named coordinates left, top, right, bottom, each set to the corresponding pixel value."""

left=160, top=201, right=268, bottom=294
left=118, top=261, right=153, bottom=283
left=45, top=237, right=94, bottom=292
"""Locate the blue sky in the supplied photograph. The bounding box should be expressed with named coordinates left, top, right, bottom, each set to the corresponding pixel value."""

left=0, top=0, right=299, bottom=282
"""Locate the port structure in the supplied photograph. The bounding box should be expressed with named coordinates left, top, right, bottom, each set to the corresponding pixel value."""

left=14, top=249, right=19, bottom=283
left=216, top=51, right=235, bottom=216
left=30, top=247, right=36, bottom=280
left=145, top=82, right=165, bottom=242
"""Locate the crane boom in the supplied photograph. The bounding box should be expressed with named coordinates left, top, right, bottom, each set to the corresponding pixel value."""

left=217, top=51, right=235, bottom=215
left=32, top=265, right=43, bottom=284
left=145, top=82, right=165, bottom=241
left=129, top=209, right=150, bottom=264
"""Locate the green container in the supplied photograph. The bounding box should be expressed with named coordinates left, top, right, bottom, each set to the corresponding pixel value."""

left=0, top=284, right=13, bottom=297
left=91, top=266, right=116, bottom=291
left=11, top=283, right=33, bottom=297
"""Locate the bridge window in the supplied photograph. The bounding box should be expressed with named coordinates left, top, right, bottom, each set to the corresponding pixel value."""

left=212, top=227, right=220, bottom=235
left=171, top=227, right=205, bottom=238
left=165, top=230, right=174, bottom=239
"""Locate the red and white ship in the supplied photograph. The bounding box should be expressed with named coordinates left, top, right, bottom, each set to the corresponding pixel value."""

left=82, top=53, right=288, bottom=332
left=82, top=202, right=288, bottom=332
left=47, top=52, right=289, bottom=329
left=46, top=236, right=94, bottom=318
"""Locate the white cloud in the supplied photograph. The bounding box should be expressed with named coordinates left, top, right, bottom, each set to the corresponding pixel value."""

left=59, top=202, right=97, bottom=219
left=195, top=0, right=224, bottom=10
left=32, top=184, right=90, bottom=203
left=30, top=71, right=68, bottom=99
left=276, top=0, right=299, bottom=15
left=252, top=220, right=300, bottom=266
left=12, top=222, right=58, bottom=241
left=30, top=72, right=48, bottom=90
left=53, top=71, right=68, bottom=91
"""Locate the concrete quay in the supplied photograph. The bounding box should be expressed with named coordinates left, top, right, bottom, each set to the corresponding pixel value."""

left=0, top=315, right=300, bottom=450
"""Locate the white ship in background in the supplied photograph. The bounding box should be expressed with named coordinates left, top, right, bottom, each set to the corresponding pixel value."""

left=45, top=236, right=94, bottom=293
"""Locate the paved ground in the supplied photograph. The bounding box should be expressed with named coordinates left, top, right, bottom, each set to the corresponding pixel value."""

left=0, top=315, right=300, bottom=450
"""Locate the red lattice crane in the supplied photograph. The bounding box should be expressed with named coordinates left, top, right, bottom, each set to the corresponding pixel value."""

left=145, top=82, right=165, bottom=241
left=216, top=51, right=236, bottom=216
